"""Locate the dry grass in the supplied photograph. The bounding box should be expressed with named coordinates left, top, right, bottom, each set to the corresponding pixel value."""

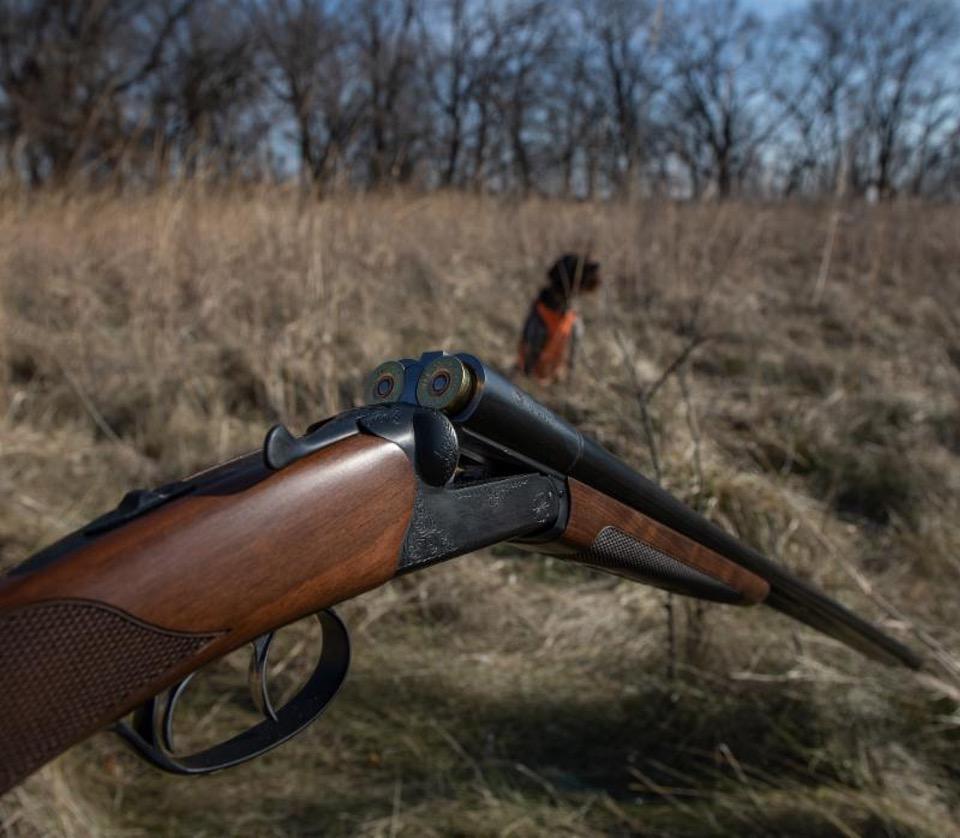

left=0, top=188, right=958, bottom=836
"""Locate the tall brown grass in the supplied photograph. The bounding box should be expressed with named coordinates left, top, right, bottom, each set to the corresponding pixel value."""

left=1, top=188, right=958, bottom=836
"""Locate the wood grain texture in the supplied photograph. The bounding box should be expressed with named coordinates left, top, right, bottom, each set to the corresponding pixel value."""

left=0, top=433, right=417, bottom=793
left=0, top=433, right=416, bottom=638
left=547, top=479, right=770, bottom=604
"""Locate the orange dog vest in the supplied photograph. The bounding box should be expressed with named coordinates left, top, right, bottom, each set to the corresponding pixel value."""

left=521, top=302, right=578, bottom=380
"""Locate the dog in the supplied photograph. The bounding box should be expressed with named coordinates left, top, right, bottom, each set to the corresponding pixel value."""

left=516, top=254, right=601, bottom=382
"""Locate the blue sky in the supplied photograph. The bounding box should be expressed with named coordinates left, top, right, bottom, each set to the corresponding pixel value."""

left=744, top=0, right=807, bottom=16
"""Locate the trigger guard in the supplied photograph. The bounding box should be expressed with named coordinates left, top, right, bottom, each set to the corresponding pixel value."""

left=113, top=610, right=350, bottom=775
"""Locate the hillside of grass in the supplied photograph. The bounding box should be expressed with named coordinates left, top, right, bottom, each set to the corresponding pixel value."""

left=0, top=190, right=958, bottom=837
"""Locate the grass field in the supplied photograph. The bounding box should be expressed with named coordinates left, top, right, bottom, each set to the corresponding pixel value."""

left=0, top=189, right=958, bottom=836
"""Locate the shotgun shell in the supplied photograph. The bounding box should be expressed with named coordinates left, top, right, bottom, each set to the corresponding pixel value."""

left=365, top=360, right=406, bottom=404
left=416, top=356, right=475, bottom=413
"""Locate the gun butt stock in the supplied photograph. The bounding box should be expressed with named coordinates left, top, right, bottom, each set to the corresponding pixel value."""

left=0, top=434, right=415, bottom=794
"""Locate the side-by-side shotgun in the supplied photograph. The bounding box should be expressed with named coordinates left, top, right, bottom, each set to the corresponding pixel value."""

left=0, top=351, right=922, bottom=794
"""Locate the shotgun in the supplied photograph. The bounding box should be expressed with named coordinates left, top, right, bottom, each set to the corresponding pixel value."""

left=0, top=351, right=921, bottom=794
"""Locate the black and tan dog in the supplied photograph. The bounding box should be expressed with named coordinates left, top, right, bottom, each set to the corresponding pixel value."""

left=517, top=254, right=601, bottom=382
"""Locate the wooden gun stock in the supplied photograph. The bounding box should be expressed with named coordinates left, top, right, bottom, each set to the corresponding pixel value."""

left=540, top=480, right=770, bottom=605
left=0, top=434, right=415, bottom=794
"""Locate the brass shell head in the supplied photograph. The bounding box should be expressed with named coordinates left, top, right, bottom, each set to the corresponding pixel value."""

left=365, top=360, right=406, bottom=404
left=416, top=356, right=475, bottom=413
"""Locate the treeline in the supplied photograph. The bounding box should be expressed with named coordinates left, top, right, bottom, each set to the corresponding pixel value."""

left=1, top=0, right=958, bottom=200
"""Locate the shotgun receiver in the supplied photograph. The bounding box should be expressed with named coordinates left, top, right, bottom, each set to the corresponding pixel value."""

left=0, top=351, right=921, bottom=794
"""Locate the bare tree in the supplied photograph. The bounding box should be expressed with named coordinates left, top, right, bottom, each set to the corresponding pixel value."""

left=577, top=0, right=664, bottom=197
left=540, top=45, right=601, bottom=197
left=660, top=0, right=773, bottom=200
left=1, top=0, right=958, bottom=199
left=769, top=1, right=860, bottom=196
left=146, top=1, right=266, bottom=181
left=421, top=0, right=473, bottom=187
left=419, top=0, right=525, bottom=190
left=257, top=0, right=362, bottom=189
left=857, top=0, right=958, bottom=198
left=486, top=1, right=558, bottom=195
left=772, top=0, right=959, bottom=199
left=462, top=0, right=554, bottom=192
left=353, top=0, right=421, bottom=186
left=0, top=0, right=193, bottom=185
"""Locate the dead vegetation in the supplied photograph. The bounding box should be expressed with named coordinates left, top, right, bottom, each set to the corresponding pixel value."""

left=0, top=189, right=958, bottom=836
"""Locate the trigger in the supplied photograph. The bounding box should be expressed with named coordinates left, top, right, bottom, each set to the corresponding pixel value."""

left=162, top=675, right=196, bottom=752
left=248, top=632, right=278, bottom=722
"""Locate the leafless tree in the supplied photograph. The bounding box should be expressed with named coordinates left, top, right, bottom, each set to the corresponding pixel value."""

left=257, top=0, right=362, bottom=188
left=472, top=1, right=557, bottom=195
left=353, top=0, right=421, bottom=186
left=0, top=0, right=193, bottom=185
left=856, top=0, right=958, bottom=198
left=659, top=0, right=774, bottom=200
left=1, top=0, right=958, bottom=199
left=769, top=1, right=859, bottom=196
left=772, top=0, right=959, bottom=199
left=577, top=0, right=664, bottom=197
left=421, top=0, right=476, bottom=187
left=146, top=1, right=266, bottom=181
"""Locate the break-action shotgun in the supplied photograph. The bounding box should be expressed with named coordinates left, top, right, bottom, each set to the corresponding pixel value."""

left=0, top=351, right=921, bottom=794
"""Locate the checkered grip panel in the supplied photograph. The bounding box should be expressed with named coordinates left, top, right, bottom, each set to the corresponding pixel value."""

left=576, top=526, right=742, bottom=603
left=0, top=601, right=217, bottom=794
